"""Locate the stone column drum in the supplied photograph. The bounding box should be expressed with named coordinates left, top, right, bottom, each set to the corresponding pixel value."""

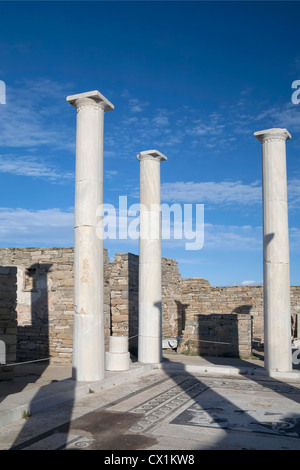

left=137, top=150, right=167, bottom=364
left=254, top=128, right=292, bottom=373
left=106, top=336, right=130, bottom=371
left=67, top=91, right=114, bottom=381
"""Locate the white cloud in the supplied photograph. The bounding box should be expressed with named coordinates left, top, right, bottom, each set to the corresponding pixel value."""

left=240, top=280, right=263, bottom=286
left=152, top=109, right=170, bottom=127
left=160, top=222, right=262, bottom=251
left=288, top=179, right=300, bottom=209
left=0, top=79, right=75, bottom=150
left=256, top=102, right=300, bottom=131
left=0, top=205, right=298, bottom=257
left=186, top=121, right=225, bottom=137
left=121, top=91, right=149, bottom=114
left=105, top=169, right=118, bottom=178
left=227, top=279, right=263, bottom=287
left=0, top=208, right=74, bottom=246
left=160, top=178, right=300, bottom=210
left=129, top=98, right=149, bottom=113
left=290, top=227, right=300, bottom=250
left=203, top=223, right=262, bottom=250
left=161, top=180, right=262, bottom=205
left=0, top=154, right=74, bottom=182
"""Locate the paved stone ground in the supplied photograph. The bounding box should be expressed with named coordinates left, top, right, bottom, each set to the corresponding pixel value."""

left=2, top=365, right=300, bottom=452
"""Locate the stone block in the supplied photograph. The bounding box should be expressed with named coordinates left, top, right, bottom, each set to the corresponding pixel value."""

left=105, top=351, right=130, bottom=371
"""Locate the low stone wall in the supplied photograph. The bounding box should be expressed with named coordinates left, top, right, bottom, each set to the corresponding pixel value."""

left=0, top=266, right=17, bottom=380
left=179, top=278, right=300, bottom=353
left=105, top=253, right=139, bottom=355
left=105, top=253, right=182, bottom=356
left=0, top=248, right=75, bottom=365
left=291, top=287, right=300, bottom=337
left=162, top=257, right=182, bottom=339
left=178, top=313, right=252, bottom=357
left=180, top=278, right=263, bottom=348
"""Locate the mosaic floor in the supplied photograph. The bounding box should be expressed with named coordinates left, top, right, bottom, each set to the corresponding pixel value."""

left=3, top=371, right=300, bottom=450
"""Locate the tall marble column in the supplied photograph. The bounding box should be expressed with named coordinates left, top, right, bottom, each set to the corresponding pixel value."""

left=67, top=90, right=114, bottom=381
left=137, top=150, right=167, bottom=364
left=254, top=128, right=292, bottom=373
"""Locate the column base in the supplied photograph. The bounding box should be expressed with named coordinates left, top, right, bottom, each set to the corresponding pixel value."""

left=105, top=351, right=130, bottom=371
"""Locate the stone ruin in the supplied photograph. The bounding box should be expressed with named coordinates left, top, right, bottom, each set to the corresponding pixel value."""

left=0, top=89, right=298, bottom=380
left=1, top=246, right=300, bottom=381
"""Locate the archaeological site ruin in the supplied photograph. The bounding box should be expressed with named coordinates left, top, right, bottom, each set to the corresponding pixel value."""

left=1, top=90, right=299, bottom=382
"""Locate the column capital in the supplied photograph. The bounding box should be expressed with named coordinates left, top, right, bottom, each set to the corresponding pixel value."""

left=254, top=128, right=291, bottom=144
left=66, top=90, right=114, bottom=112
left=137, top=150, right=167, bottom=162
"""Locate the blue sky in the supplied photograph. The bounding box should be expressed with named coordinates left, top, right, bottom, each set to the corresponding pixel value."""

left=0, top=0, right=299, bottom=286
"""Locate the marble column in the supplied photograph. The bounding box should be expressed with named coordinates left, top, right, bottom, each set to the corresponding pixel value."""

left=67, top=90, right=114, bottom=381
left=137, top=150, right=167, bottom=364
left=254, top=128, right=292, bottom=373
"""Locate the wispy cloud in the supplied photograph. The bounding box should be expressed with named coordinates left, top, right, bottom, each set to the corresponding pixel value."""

left=0, top=204, right=298, bottom=257
left=109, top=87, right=300, bottom=162
left=0, top=78, right=75, bottom=150
left=121, top=90, right=149, bottom=113
left=105, top=169, right=118, bottom=179
left=256, top=102, right=300, bottom=131
left=152, top=108, right=170, bottom=127
left=288, top=179, right=300, bottom=209
left=203, top=223, right=262, bottom=250
left=241, top=280, right=263, bottom=286
left=0, top=207, right=74, bottom=246
left=161, top=180, right=262, bottom=205
left=290, top=227, right=300, bottom=250
left=0, top=154, right=74, bottom=182
left=160, top=178, right=300, bottom=210
left=186, top=119, right=225, bottom=137
left=230, top=279, right=263, bottom=287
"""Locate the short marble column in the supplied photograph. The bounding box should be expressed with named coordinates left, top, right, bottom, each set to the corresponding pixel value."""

left=67, top=90, right=114, bottom=381
left=137, top=150, right=167, bottom=364
left=254, top=128, right=292, bottom=373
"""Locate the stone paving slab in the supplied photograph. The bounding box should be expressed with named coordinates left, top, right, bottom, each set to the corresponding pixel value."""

left=0, top=361, right=154, bottom=426
left=1, top=363, right=300, bottom=450
left=2, top=353, right=300, bottom=451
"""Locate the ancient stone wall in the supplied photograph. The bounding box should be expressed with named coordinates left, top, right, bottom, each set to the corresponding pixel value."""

left=105, top=253, right=139, bottom=355
left=179, top=278, right=300, bottom=353
left=105, top=253, right=182, bottom=356
left=291, top=287, right=300, bottom=337
left=0, top=248, right=75, bottom=365
left=0, top=248, right=184, bottom=365
left=178, top=312, right=252, bottom=357
left=178, top=278, right=255, bottom=356
left=0, top=266, right=17, bottom=379
left=1, top=247, right=300, bottom=367
left=179, top=278, right=264, bottom=348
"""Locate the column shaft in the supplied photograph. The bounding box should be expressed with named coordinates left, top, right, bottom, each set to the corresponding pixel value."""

left=67, top=91, right=113, bottom=381
left=137, top=150, right=167, bottom=364
left=255, top=128, right=292, bottom=373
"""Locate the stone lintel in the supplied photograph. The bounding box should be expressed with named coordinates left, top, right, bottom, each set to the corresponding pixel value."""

left=137, top=149, right=167, bottom=162
left=66, top=90, right=114, bottom=112
left=254, top=128, right=291, bottom=143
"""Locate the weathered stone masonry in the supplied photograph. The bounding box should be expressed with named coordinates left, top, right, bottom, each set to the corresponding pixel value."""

left=178, top=277, right=300, bottom=356
left=0, top=248, right=75, bottom=366
left=0, top=266, right=17, bottom=380
left=1, top=247, right=300, bottom=371
left=0, top=247, right=183, bottom=366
